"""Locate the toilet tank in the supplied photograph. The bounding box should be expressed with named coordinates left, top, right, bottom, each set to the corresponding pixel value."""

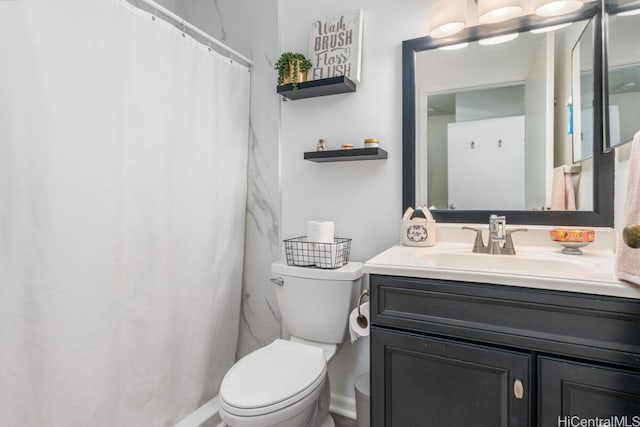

left=271, top=262, right=363, bottom=344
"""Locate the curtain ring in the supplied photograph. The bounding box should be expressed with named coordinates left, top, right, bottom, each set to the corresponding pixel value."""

left=152, top=6, right=158, bottom=21
left=181, top=20, right=186, bottom=37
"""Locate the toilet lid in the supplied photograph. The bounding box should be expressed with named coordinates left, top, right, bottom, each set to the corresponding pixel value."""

left=220, top=339, right=326, bottom=411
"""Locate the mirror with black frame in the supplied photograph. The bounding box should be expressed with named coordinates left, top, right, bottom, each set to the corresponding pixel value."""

left=403, top=2, right=614, bottom=226
left=604, top=0, right=640, bottom=151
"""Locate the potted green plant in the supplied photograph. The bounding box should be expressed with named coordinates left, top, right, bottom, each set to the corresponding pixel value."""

left=275, top=52, right=313, bottom=90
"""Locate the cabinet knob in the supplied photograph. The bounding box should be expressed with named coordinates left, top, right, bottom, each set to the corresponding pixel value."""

left=513, top=379, right=524, bottom=399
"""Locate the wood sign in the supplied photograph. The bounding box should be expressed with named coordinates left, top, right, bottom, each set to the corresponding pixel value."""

left=308, top=9, right=363, bottom=84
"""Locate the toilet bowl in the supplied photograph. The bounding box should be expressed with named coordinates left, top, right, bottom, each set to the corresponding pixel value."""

left=219, top=339, right=331, bottom=427
left=219, top=262, right=363, bottom=427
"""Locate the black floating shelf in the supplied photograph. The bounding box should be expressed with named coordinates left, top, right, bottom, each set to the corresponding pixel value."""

left=277, top=76, right=356, bottom=100
left=304, top=147, right=388, bottom=163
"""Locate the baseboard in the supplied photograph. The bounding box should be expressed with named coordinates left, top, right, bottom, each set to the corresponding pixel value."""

left=330, top=393, right=357, bottom=420
left=175, top=393, right=355, bottom=426
left=174, top=396, right=225, bottom=427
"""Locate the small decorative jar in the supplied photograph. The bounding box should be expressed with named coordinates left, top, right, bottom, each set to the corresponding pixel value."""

left=401, top=219, right=437, bottom=247
left=364, top=138, right=379, bottom=148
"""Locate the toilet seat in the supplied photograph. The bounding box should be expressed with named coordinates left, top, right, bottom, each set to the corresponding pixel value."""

left=220, top=339, right=327, bottom=417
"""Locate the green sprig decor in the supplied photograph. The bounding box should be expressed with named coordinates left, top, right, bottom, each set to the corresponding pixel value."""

left=275, top=52, right=313, bottom=90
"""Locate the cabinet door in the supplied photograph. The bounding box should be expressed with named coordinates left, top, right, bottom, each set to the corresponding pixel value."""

left=539, top=356, right=640, bottom=426
left=371, top=327, right=532, bottom=427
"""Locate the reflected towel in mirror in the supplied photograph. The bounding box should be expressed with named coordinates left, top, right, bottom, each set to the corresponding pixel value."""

left=551, top=165, right=578, bottom=210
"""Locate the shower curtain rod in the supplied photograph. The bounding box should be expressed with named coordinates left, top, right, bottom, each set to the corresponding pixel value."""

left=134, top=0, right=254, bottom=67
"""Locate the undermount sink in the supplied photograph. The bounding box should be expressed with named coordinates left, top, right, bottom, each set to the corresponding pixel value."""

left=409, top=250, right=596, bottom=279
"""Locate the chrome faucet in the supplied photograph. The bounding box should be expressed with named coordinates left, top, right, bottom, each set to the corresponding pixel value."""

left=462, top=215, right=528, bottom=255
left=488, top=215, right=506, bottom=254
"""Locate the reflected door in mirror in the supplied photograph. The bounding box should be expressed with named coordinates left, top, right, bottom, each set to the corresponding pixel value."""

left=448, top=116, right=525, bottom=210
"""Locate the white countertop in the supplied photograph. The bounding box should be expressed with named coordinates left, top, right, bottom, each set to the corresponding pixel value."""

left=364, top=243, right=640, bottom=300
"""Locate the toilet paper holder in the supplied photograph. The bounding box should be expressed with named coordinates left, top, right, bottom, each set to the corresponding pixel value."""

left=356, top=289, right=370, bottom=328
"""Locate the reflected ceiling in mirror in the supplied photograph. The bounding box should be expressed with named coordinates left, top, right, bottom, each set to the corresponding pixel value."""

left=416, top=18, right=593, bottom=212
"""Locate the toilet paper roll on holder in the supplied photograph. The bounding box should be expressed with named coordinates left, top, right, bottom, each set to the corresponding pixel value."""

left=356, top=289, right=370, bottom=328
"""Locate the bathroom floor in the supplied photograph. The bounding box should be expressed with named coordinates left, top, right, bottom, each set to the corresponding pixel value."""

left=333, top=413, right=357, bottom=427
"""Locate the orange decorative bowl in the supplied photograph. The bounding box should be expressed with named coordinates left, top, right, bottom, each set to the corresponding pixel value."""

left=549, top=228, right=595, bottom=255
left=549, top=228, right=595, bottom=243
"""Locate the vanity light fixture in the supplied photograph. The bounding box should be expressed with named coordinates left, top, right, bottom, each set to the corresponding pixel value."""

left=428, top=0, right=587, bottom=40
left=534, top=0, right=584, bottom=17
left=429, top=0, right=467, bottom=38
left=477, top=0, right=524, bottom=24
left=530, top=22, right=571, bottom=33
left=478, top=32, right=520, bottom=45
left=438, top=42, right=469, bottom=50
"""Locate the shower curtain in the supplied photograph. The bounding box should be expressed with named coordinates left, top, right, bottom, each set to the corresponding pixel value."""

left=0, top=1, right=250, bottom=426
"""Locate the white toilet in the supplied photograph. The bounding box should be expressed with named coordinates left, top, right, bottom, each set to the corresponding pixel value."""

left=219, top=261, right=363, bottom=427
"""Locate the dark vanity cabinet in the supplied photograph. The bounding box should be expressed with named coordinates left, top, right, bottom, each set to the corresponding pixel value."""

left=372, top=328, right=532, bottom=426
left=370, top=275, right=640, bottom=427
left=538, top=357, right=640, bottom=426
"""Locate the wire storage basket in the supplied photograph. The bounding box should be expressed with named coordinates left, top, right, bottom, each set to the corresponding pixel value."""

left=284, top=236, right=352, bottom=269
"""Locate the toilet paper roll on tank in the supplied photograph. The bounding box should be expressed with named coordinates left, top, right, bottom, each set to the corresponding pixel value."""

left=307, top=220, right=334, bottom=243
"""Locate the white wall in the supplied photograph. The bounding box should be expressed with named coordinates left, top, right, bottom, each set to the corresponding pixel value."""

left=455, top=86, right=524, bottom=122
left=607, top=13, right=640, bottom=67
left=415, top=33, right=542, bottom=94
left=610, top=92, right=640, bottom=144
left=278, top=0, right=432, bottom=402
